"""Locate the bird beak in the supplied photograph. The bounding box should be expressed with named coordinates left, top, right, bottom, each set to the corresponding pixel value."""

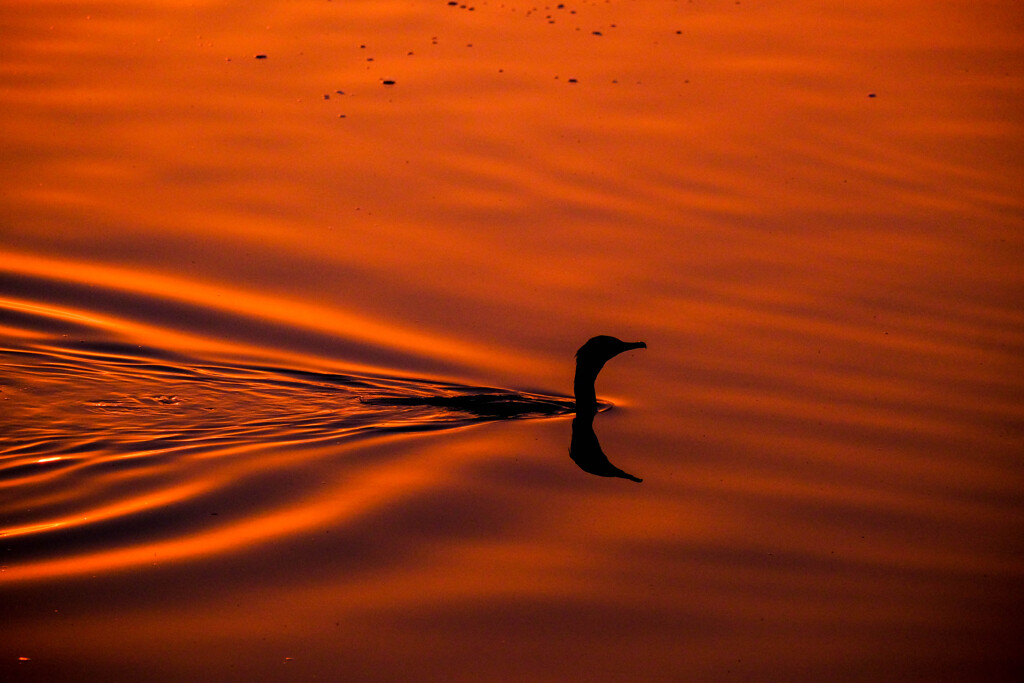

left=628, top=341, right=647, bottom=350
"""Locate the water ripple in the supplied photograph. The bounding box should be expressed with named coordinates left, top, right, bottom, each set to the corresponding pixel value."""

left=0, top=298, right=573, bottom=578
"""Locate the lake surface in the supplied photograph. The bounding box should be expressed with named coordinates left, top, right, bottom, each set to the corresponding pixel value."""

left=2, top=0, right=1022, bottom=680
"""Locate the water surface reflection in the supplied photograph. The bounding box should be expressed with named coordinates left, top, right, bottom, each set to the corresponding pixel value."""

left=2, top=0, right=1022, bottom=680
left=569, top=411, right=642, bottom=483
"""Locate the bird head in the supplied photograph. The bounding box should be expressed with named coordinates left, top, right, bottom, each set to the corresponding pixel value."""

left=575, top=335, right=647, bottom=369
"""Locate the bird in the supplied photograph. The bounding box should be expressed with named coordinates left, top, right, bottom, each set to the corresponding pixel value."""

left=569, top=335, right=646, bottom=482
left=573, top=335, right=647, bottom=414
left=362, top=335, right=645, bottom=425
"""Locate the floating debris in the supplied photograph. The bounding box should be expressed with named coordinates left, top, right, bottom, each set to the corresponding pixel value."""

left=254, top=54, right=267, bottom=59
left=382, top=79, right=396, bottom=85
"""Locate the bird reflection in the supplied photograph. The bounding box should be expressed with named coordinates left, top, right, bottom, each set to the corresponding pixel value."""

left=570, top=410, right=642, bottom=482
left=569, top=336, right=646, bottom=482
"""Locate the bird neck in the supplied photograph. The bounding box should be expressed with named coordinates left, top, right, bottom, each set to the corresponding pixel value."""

left=573, top=361, right=604, bottom=413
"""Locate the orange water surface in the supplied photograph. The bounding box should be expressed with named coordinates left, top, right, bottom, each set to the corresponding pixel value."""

left=2, top=0, right=1023, bottom=680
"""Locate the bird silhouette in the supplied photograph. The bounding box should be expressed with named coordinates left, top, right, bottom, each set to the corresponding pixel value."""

left=569, top=335, right=646, bottom=482
left=362, top=335, right=646, bottom=481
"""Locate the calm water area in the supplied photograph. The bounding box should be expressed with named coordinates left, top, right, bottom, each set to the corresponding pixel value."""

left=2, top=0, right=1022, bottom=680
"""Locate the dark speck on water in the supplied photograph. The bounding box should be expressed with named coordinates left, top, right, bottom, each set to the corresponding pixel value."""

left=382, top=80, right=396, bottom=85
left=254, top=54, right=267, bottom=59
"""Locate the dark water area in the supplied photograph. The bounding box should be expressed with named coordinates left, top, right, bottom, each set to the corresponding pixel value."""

left=3, top=0, right=1024, bottom=680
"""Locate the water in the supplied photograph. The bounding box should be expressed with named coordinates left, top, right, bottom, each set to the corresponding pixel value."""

left=2, top=0, right=1023, bottom=680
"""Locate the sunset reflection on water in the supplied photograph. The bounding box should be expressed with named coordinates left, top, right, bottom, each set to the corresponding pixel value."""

left=2, top=0, right=1023, bottom=680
